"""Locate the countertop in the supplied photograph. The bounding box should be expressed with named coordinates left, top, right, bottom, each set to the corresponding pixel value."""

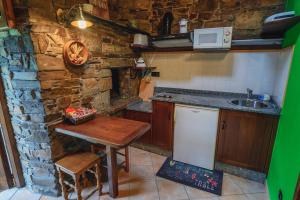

left=127, top=88, right=281, bottom=116
left=127, top=101, right=153, bottom=113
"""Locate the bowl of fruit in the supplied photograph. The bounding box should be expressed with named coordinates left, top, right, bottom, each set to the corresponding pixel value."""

left=64, top=107, right=97, bottom=125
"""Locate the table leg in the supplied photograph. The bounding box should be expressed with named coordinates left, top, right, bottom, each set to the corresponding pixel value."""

left=125, top=147, right=129, bottom=172
left=106, top=146, right=118, bottom=198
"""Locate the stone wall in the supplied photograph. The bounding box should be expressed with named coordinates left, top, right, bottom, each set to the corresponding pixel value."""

left=0, top=29, right=59, bottom=195
left=27, top=2, right=136, bottom=112
left=1, top=0, right=285, bottom=196
left=109, top=0, right=285, bottom=39
left=0, top=0, right=138, bottom=196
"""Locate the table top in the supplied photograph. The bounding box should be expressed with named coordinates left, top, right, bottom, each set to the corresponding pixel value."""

left=55, top=115, right=151, bottom=148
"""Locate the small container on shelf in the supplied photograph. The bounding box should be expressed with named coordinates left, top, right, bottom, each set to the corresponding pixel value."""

left=258, top=94, right=271, bottom=102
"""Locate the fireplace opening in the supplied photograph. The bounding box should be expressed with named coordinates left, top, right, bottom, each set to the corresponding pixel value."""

left=109, top=68, right=138, bottom=113
left=111, top=68, right=120, bottom=100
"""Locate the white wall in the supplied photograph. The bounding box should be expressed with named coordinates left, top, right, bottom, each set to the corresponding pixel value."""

left=272, top=47, right=294, bottom=106
left=143, top=48, right=293, bottom=107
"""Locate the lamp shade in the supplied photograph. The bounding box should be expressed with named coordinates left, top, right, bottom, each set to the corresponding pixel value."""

left=71, top=5, right=93, bottom=29
left=71, top=19, right=93, bottom=29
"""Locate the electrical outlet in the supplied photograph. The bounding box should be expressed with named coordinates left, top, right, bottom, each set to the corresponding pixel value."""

left=151, top=71, right=160, bottom=77
left=278, top=189, right=283, bottom=200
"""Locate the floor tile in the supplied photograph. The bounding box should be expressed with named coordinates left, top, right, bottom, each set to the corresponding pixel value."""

left=82, top=186, right=100, bottom=199
left=40, top=195, right=64, bottom=200
left=130, top=147, right=150, bottom=156
left=130, top=149, right=152, bottom=166
left=229, top=175, right=266, bottom=194
left=222, top=175, right=243, bottom=196
left=118, top=170, right=132, bottom=185
left=129, top=165, right=155, bottom=181
left=218, top=194, right=248, bottom=200
left=101, top=183, right=130, bottom=200
left=150, top=153, right=167, bottom=173
left=129, top=180, right=159, bottom=200
left=0, top=147, right=271, bottom=200
left=0, top=188, right=18, bottom=200
left=185, top=186, right=219, bottom=199
left=68, top=186, right=100, bottom=200
left=10, top=188, right=41, bottom=200
left=246, top=193, right=269, bottom=200
left=157, top=178, right=188, bottom=200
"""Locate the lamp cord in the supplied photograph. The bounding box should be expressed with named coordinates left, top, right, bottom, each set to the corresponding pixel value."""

left=64, top=4, right=81, bottom=19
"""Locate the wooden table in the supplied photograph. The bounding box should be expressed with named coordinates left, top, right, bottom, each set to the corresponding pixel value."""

left=55, top=115, right=151, bottom=198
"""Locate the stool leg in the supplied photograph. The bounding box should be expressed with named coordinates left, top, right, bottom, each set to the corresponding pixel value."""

left=91, top=144, right=96, bottom=153
left=95, top=163, right=102, bottom=196
left=74, top=175, right=82, bottom=200
left=58, top=168, right=68, bottom=200
left=82, top=172, right=89, bottom=188
left=125, top=147, right=129, bottom=172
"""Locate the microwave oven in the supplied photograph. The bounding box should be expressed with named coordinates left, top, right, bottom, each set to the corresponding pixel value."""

left=193, top=27, right=233, bottom=49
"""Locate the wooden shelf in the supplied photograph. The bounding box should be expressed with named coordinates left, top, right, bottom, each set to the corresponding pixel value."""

left=83, top=10, right=284, bottom=52
left=134, top=38, right=283, bottom=53
left=130, top=67, right=156, bottom=79
left=110, top=66, right=132, bottom=69
left=231, top=38, right=283, bottom=50
left=131, top=67, right=157, bottom=71
left=262, top=16, right=300, bottom=38
left=84, top=12, right=151, bottom=36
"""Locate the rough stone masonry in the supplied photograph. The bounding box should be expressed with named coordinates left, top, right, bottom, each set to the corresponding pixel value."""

left=0, top=0, right=285, bottom=196
left=109, top=0, right=285, bottom=39
left=0, top=0, right=138, bottom=196
left=0, top=29, right=58, bottom=195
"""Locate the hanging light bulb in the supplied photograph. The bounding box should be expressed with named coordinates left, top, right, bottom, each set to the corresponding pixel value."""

left=75, top=20, right=88, bottom=29
left=70, top=5, right=93, bottom=29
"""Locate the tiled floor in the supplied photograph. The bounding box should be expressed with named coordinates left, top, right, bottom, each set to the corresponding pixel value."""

left=0, top=147, right=269, bottom=200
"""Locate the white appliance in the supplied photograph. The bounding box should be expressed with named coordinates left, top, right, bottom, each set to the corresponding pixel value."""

left=173, top=104, right=219, bottom=170
left=264, top=11, right=295, bottom=23
left=193, top=27, right=233, bottom=50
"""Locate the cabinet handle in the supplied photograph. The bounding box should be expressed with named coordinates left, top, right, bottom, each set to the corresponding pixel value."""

left=222, top=121, right=227, bottom=130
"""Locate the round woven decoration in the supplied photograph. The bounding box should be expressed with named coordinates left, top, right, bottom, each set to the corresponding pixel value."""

left=63, top=40, right=88, bottom=66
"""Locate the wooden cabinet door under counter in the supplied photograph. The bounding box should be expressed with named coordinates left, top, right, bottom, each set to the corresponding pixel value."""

left=125, top=110, right=152, bottom=144
left=152, top=101, right=174, bottom=151
left=216, top=109, right=279, bottom=173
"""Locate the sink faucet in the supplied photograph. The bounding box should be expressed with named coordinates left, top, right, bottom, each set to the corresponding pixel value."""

left=247, top=88, right=253, bottom=99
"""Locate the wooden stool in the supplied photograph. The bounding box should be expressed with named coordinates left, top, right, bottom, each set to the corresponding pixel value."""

left=91, top=144, right=130, bottom=172
left=55, top=152, right=102, bottom=200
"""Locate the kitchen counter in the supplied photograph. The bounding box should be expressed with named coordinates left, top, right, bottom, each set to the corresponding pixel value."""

left=127, top=101, right=152, bottom=113
left=151, top=87, right=281, bottom=116
left=126, top=88, right=281, bottom=116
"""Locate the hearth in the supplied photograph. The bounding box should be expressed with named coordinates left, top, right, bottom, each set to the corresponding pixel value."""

left=110, top=68, right=130, bottom=101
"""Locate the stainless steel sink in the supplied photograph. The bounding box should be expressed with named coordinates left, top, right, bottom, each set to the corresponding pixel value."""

left=229, top=99, right=273, bottom=109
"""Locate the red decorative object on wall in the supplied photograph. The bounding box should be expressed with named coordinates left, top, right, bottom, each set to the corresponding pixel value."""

left=63, top=40, right=89, bottom=67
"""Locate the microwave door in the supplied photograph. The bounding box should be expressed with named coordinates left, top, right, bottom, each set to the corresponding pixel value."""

left=194, top=29, right=224, bottom=48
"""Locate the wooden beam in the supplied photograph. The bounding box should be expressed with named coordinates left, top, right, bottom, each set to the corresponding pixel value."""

left=0, top=127, right=13, bottom=189
left=0, top=77, right=25, bottom=187
left=1, top=0, right=16, bottom=28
